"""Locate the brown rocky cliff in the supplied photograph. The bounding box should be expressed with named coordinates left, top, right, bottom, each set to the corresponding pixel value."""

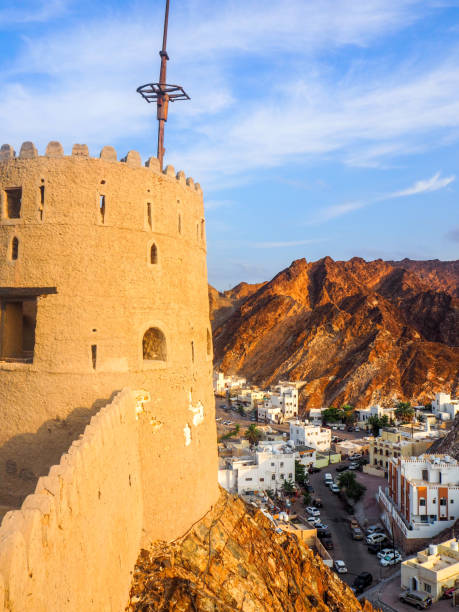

left=210, top=257, right=459, bottom=409
left=127, top=489, right=377, bottom=611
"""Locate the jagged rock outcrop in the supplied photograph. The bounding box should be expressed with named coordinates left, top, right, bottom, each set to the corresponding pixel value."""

left=210, top=257, right=459, bottom=409
left=429, top=414, right=459, bottom=459
left=127, top=489, right=376, bottom=611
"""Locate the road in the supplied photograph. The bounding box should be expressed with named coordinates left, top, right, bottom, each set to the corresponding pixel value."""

left=307, top=462, right=399, bottom=591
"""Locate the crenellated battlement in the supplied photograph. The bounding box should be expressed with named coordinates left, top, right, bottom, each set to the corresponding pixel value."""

left=0, top=142, right=202, bottom=193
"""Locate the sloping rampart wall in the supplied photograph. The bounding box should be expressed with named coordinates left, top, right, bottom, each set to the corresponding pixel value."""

left=0, top=388, right=144, bottom=612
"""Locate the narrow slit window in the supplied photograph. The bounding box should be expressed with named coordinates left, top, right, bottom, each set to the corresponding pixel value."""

left=91, top=345, right=97, bottom=369
left=11, top=237, right=19, bottom=261
left=178, top=213, right=182, bottom=235
left=4, top=188, right=22, bottom=219
left=191, top=341, right=195, bottom=363
left=39, top=185, right=45, bottom=221
left=196, top=223, right=199, bottom=240
left=147, top=203, right=152, bottom=230
left=207, top=329, right=212, bottom=355
left=201, top=219, right=205, bottom=241
left=99, top=195, right=105, bottom=224
left=150, top=243, right=158, bottom=265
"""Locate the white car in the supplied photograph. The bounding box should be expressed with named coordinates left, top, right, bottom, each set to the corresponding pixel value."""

left=380, top=552, right=402, bottom=567
left=349, top=454, right=362, bottom=460
left=366, top=533, right=387, bottom=545
left=315, top=522, right=328, bottom=530
left=377, top=548, right=400, bottom=560
left=330, top=484, right=340, bottom=493
left=334, top=560, right=348, bottom=574
left=306, top=506, right=320, bottom=517
left=307, top=516, right=321, bottom=526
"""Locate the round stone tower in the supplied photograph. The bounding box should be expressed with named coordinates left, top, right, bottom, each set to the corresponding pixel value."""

left=0, top=141, right=218, bottom=542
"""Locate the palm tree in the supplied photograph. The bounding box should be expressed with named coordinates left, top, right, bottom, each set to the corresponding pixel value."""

left=282, top=480, right=296, bottom=495
left=395, top=402, right=414, bottom=423
left=244, top=423, right=262, bottom=446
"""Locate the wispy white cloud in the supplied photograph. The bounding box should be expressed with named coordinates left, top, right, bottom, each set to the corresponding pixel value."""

left=253, top=239, right=327, bottom=248
left=0, top=0, right=70, bottom=26
left=205, top=199, right=235, bottom=211
left=311, top=172, right=455, bottom=224
left=390, top=172, right=455, bottom=197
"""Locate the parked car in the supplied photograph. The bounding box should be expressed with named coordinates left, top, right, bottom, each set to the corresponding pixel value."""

left=336, top=464, right=348, bottom=472
left=324, top=473, right=333, bottom=484
left=351, top=527, right=364, bottom=540
left=354, top=427, right=360, bottom=431
left=377, top=547, right=400, bottom=560
left=312, top=497, right=323, bottom=508
left=348, top=463, right=359, bottom=470
left=347, top=426, right=354, bottom=432
left=307, top=517, right=321, bottom=526
left=399, top=590, right=432, bottom=609
left=334, top=560, right=348, bottom=574
left=366, top=524, right=383, bottom=535
left=367, top=543, right=382, bottom=554
left=366, top=533, right=387, bottom=545
left=308, top=466, right=321, bottom=474
left=306, top=506, right=320, bottom=517
left=330, top=484, right=340, bottom=493
left=322, top=538, right=334, bottom=550
left=317, top=529, right=332, bottom=538
left=380, top=551, right=402, bottom=566
left=442, top=587, right=458, bottom=600
left=315, top=522, right=328, bottom=530
left=349, top=454, right=362, bottom=460
left=352, top=572, right=373, bottom=594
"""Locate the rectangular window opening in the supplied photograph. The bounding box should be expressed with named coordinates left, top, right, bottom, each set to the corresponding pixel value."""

left=147, top=203, right=152, bottom=230
left=39, top=186, right=45, bottom=220
left=4, top=188, right=22, bottom=219
left=99, top=195, right=105, bottom=224
left=91, top=345, right=97, bottom=369
left=0, top=298, right=37, bottom=362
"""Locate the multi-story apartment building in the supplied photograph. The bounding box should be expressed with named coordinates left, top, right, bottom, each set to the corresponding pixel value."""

left=258, top=384, right=299, bottom=423
left=432, top=392, right=459, bottom=421
left=356, top=404, right=396, bottom=427
left=370, top=428, right=435, bottom=474
left=218, top=445, right=295, bottom=494
left=213, top=372, right=246, bottom=395
left=289, top=420, right=331, bottom=452
left=378, top=455, right=459, bottom=550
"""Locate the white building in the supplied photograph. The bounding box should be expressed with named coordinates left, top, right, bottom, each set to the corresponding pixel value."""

left=432, top=393, right=459, bottom=421
left=402, top=540, right=459, bottom=601
left=258, top=384, right=298, bottom=423
left=308, top=408, right=324, bottom=425
left=236, top=388, right=265, bottom=409
left=218, top=445, right=296, bottom=494
left=357, top=404, right=396, bottom=426
left=379, top=454, right=459, bottom=545
left=289, top=420, right=331, bottom=452
left=213, top=372, right=246, bottom=395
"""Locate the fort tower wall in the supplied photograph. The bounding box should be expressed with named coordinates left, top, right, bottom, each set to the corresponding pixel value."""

left=0, top=143, right=218, bottom=547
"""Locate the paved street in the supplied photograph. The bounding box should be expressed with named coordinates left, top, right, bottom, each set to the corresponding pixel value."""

left=307, top=463, right=399, bottom=592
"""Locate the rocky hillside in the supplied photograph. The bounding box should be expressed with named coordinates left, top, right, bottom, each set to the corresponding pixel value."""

left=128, top=489, right=375, bottom=611
left=429, top=415, right=459, bottom=459
left=210, top=257, right=459, bottom=409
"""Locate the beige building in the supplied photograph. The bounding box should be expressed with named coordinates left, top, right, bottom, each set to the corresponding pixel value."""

left=370, top=428, right=434, bottom=474
left=402, top=540, right=459, bottom=601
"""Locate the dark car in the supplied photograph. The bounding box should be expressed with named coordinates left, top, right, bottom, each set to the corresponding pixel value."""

left=312, top=497, right=323, bottom=508
left=317, top=529, right=332, bottom=539
left=305, top=484, right=314, bottom=493
left=399, top=591, right=432, bottom=609
left=352, top=572, right=373, bottom=594
left=336, top=464, right=348, bottom=472
left=308, top=466, right=321, bottom=474
left=322, top=538, right=334, bottom=550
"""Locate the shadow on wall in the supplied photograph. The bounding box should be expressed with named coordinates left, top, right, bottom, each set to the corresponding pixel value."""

left=0, top=391, right=121, bottom=517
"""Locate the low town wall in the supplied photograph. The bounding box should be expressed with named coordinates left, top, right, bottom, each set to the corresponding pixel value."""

left=363, top=464, right=385, bottom=477
left=0, top=388, right=144, bottom=612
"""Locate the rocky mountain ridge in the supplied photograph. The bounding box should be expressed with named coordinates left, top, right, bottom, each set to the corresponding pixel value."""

left=210, top=257, right=459, bottom=409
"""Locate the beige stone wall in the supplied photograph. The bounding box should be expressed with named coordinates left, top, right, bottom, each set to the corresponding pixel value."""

left=0, top=143, right=218, bottom=545
left=0, top=389, right=144, bottom=612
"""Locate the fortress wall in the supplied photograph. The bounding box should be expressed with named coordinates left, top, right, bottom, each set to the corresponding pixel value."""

left=0, top=388, right=144, bottom=612
left=0, top=144, right=219, bottom=545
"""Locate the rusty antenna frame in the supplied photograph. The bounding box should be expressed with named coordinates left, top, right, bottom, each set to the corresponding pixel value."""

left=137, top=0, right=190, bottom=170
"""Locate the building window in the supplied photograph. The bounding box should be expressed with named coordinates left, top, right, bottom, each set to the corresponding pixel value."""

left=91, top=344, right=97, bottom=369
left=440, top=498, right=447, bottom=506
left=422, top=469, right=428, bottom=481
left=280, top=462, right=284, bottom=467
left=0, top=298, right=37, bottom=363
left=39, top=184, right=45, bottom=220
left=99, top=195, right=105, bottom=223
left=419, top=498, right=426, bottom=506
left=4, top=188, right=22, bottom=219
left=150, top=243, right=158, bottom=264
left=271, top=463, right=275, bottom=467
left=280, top=474, right=284, bottom=480
left=146, top=203, right=152, bottom=230
left=245, top=478, right=252, bottom=481
left=260, top=477, right=264, bottom=482
left=191, top=341, right=194, bottom=363
left=142, top=327, right=166, bottom=361
left=178, top=213, right=182, bottom=235
left=423, top=584, right=431, bottom=594
left=11, top=237, right=19, bottom=261
left=271, top=474, right=275, bottom=480
left=288, top=473, right=292, bottom=479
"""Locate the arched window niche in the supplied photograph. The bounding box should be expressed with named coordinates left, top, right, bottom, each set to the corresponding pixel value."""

left=142, top=327, right=167, bottom=361
left=149, top=243, right=158, bottom=265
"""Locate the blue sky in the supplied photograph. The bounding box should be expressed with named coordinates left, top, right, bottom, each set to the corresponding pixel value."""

left=1, top=0, right=458, bottom=289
